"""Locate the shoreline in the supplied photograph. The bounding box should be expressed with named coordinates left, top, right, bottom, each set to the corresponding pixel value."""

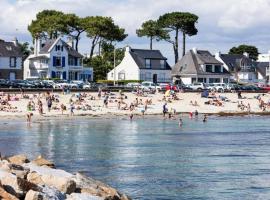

left=2, top=110, right=270, bottom=122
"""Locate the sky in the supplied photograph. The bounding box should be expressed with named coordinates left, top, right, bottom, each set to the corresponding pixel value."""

left=1, top=0, right=270, bottom=65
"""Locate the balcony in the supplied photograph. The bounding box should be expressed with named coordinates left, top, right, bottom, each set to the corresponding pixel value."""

left=68, top=65, right=83, bottom=70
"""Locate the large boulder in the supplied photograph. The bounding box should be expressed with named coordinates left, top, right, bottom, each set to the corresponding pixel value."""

left=0, top=173, right=40, bottom=198
left=24, top=163, right=76, bottom=194
left=73, top=173, right=131, bottom=200
left=66, top=193, right=104, bottom=200
left=0, top=181, right=19, bottom=200
left=32, top=156, right=55, bottom=168
left=8, top=154, right=29, bottom=165
left=25, top=186, right=66, bottom=200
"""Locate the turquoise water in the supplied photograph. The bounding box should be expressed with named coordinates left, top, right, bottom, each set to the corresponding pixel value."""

left=1, top=116, right=270, bottom=199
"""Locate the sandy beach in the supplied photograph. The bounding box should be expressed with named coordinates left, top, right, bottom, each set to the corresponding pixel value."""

left=1, top=90, right=270, bottom=120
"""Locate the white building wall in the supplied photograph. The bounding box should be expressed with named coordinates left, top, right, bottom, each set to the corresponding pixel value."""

left=0, top=57, right=22, bottom=69
left=107, top=50, right=140, bottom=81
left=181, top=77, right=192, bottom=84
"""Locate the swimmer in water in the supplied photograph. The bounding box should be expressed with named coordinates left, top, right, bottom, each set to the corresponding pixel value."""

left=179, top=118, right=183, bottom=127
left=130, top=113, right=134, bottom=120
left=203, top=114, right=207, bottom=122
left=26, top=112, right=33, bottom=123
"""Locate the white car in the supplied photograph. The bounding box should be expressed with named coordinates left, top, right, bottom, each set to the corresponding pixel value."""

left=126, top=82, right=141, bottom=88
left=189, top=83, right=206, bottom=90
left=213, top=83, right=227, bottom=92
left=140, top=81, right=161, bottom=91
left=83, top=83, right=91, bottom=89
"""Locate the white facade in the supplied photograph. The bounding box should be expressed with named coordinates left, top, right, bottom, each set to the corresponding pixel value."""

left=258, top=53, right=270, bottom=62
left=107, top=47, right=171, bottom=83
left=24, top=37, right=92, bottom=81
left=215, top=52, right=257, bottom=83
left=107, top=49, right=140, bottom=81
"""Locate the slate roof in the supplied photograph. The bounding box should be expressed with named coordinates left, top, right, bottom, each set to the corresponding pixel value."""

left=0, top=40, right=23, bottom=57
left=219, top=54, right=255, bottom=72
left=172, top=49, right=229, bottom=76
left=256, top=62, right=269, bottom=77
left=39, top=38, right=83, bottom=57
left=129, top=48, right=171, bottom=70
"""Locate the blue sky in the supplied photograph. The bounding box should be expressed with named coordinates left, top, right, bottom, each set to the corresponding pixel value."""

left=1, top=0, right=270, bottom=65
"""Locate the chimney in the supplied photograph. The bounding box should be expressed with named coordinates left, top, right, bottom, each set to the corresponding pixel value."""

left=243, top=52, right=249, bottom=58
left=12, top=37, right=18, bottom=46
left=215, top=51, right=221, bottom=58
left=34, top=37, right=41, bottom=56
left=125, top=46, right=131, bottom=52
left=67, top=37, right=74, bottom=48
left=192, top=47, right=197, bottom=54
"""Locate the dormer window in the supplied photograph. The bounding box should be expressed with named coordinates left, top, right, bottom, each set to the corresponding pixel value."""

left=160, top=60, right=165, bottom=69
left=206, top=65, right=212, bottom=72
left=10, top=57, right=16, bottom=68
left=145, top=59, right=151, bottom=69
left=55, top=45, right=62, bottom=51
left=6, top=46, right=12, bottom=51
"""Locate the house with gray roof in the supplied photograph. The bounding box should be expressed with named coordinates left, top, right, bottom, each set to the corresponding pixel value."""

left=0, top=38, right=23, bottom=80
left=172, top=48, right=230, bottom=85
left=215, top=52, right=257, bottom=83
left=107, top=46, right=171, bottom=83
left=24, top=37, right=93, bottom=81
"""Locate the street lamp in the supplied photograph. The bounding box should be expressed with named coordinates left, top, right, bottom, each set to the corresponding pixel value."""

left=113, top=47, right=116, bottom=86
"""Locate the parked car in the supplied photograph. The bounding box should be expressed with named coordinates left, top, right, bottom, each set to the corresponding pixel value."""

left=226, top=83, right=241, bottom=92
left=140, top=81, right=161, bottom=91
left=0, top=79, right=10, bottom=88
left=126, top=82, right=141, bottom=88
left=9, top=80, right=35, bottom=88
left=83, top=83, right=91, bottom=89
left=189, top=83, right=206, bottom=91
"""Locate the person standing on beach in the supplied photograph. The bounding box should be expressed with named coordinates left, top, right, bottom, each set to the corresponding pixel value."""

left=46, top=96, right=52, bottom=112
left=163, top=103, right=168, bottom=118
left=203, top=114, right=207, bottom=122
left=179, top=118, right=183, bottom=127
left=70, top=102, right=75, bottom=116
left=26, top=112, right=33, bottom=123
left=38, top=99, right=43, bottom=115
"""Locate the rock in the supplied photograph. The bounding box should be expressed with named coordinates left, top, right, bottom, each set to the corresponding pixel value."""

left=25, top=190, right=43, bottom=200
left=41, top=174, right=76, bottom=194
left=0, top=181, right=19, bottom=200
left=66, top=193, right=104, bottom=200
left=32, top=156, right=55, bottom=168
left=0, top=160, right=11, bottom=172
left=25, top=186, right=66, bottom=200
left=0, top=174, right=40, bottom=198
left=27, top=172, right=44, bottom=185
left=8, top=154, right=29, bottom=165
left=73, top=173, right=121, bottom=199
left=24, top=163, right=75, bottom=194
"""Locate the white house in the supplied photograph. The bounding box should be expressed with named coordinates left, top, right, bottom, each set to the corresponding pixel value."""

left=215, top=52, right=257, bottom=83
left=107, top=46, right=171, bottom=83
left=0, top=38, right=23, bottom=80
left=172, top=48, right=230, bottom=85
left=24, top=37, right=93, bottom=81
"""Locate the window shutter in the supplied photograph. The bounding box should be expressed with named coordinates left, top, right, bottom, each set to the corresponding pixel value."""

left=62, top=57, right=65, bottom=67
left=53, top=57, right=56, bottom=66
left=51, top=71, right=56, bottom=78
left=63, top=71, right=66, bottom=79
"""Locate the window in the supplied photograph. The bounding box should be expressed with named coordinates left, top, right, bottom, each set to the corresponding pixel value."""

left=160, top=60, right=165, bottom=69
left=111, top=73, right=114, bottom=78
left=145, top=59, right=151, bottom=69
left=145, top=72, right=151, bottom=81
left=140, top=73, right=145, bottom=80
left=68, top=56, right=74, bottom=65
left=206, top=65, right=212, bottom=72
left=214, top=65, right=221, bottom=73
left=223, top=78, right=229, bottom=83
left=118, top=73, right=125, bottom=80
left=55, top=45, right=61, bottom=51
left=191, top=78, right=197, bottom=83
left=159, top=73, right=165, bottom=82
left=10, top=57, right=16, bottom=68
left=198, top=78, right=206, bottom=83
left=53, top=56, right=61, bottom=67
left=209, top=78, right=221, bottom=83
left=56, top=72, right=61, bottom=79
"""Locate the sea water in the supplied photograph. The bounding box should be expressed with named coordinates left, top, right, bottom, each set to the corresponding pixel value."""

left=1, top=116, right=270, bottom=200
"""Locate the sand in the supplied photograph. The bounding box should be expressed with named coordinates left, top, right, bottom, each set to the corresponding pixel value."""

left=1, top=91, right=270, bottom=120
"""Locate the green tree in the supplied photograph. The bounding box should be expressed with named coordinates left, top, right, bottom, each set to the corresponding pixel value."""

left=28, top=10, right=68, bottom=39
left=229, top=45, right=259, bottom=60
left=82, top=16, right=127, bottom=60
left=65, top=14, right=85, bottom=51
left=18, top=42, right=32, bottom=61
left=136, top=20, right=169, bottom=50
left=158, top=12, right=198, bottom=63
left=83, top=42, right=124, bottom=81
